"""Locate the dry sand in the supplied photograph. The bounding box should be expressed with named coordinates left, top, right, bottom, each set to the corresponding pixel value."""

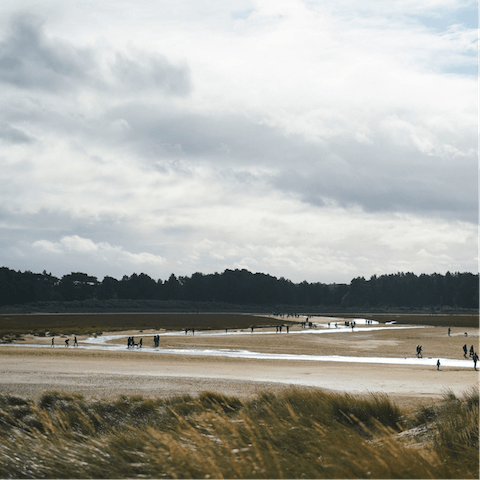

left=0, top=318, right=478, bottom=409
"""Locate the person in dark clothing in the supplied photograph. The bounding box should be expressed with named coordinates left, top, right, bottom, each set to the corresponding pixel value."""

left=436, top=359, right=440, bottom=371
left=473, top=352, right=478, bottom=371
left=463, top=344, right=468, bottom=357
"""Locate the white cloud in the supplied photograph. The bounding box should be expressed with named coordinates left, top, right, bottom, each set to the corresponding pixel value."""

left=0, top=1, right=476, bottom=283
left=31, top=236, right=166, bottom=278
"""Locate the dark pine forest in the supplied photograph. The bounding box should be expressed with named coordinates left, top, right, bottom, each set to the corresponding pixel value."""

left=0, top=267, right=478, bottom=311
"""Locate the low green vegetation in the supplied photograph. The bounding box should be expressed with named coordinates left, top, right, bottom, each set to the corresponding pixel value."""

left=0, top=387, right=477, bottom=478
left=362, top=313, right=478, bottom=328
left=0, top=313, right=285, bottom=340
left=1, top=312, right=477, bottom=342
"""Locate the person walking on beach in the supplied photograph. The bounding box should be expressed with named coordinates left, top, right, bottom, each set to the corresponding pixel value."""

left=473, top=352, right=478, bottom=371
left=74, top=336, right=78, bottom=347
left=469, top=345, right=474, bottom=357
left=51, top=337, right=54, bottom=347
left=463, top=344, right=468, bottom=357
left=447, top=327, right=451, bottom=337
left=65, top=338, right=69, bottom=347
left=437, top=359, right=440, bottom=371
left=139, top=338, right=142, bottom=348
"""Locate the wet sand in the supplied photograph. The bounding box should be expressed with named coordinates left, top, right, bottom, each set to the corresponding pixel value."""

left=0, top=318, right=478, bottom=409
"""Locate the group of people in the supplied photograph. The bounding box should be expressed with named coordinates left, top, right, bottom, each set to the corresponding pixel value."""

left=153, top=334, right=160, bottom=347
left=300, top=321, right=316, bottom=328
left=423, top=341, right=478, bottom=371
left=463, top=344, right=478, bottom=370
left=127, top=336, right=142, bottom=348
left=51, top=336, right=78, bottom=347
left=463, top=344, right=475, bottom=358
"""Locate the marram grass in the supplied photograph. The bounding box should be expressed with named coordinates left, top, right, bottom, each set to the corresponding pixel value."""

left=0, top=386, right=477, bottom=479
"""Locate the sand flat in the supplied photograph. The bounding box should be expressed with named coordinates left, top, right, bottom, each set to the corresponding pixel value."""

left=0, top=319, right=478, bottom=409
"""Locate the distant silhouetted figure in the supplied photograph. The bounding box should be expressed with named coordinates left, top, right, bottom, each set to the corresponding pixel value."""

left=185, top=329, right=189, bottom=335
left=465, top=332, right=468, bottom=337
left=437, top=359, right=440, bottom=371
left=65, top=339, right=69, bottom=347
left=469, top=345, right=474, bottom=357
left=463, top=344, right=468, bottom=357
left=139, top=338, right=142, bottom=348
left=251, top=326, right=254, bottom=333
left=447, top=327, right=451, bottom=337
left=74, top=336, right=78, bottom=347
left=286, top=325, right=289, bottom=333
left=192, top=328, right=195, bottom=336
left=225, top=328, right=228, bottom=334
left=51, top=338, right=54, bottom=347
left=473, top=352, right=478, bottom=371
left=416, top=345, right=422, bottom=358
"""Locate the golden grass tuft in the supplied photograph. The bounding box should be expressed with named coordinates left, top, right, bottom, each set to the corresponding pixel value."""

left=0, top=386, right=477, bottom=478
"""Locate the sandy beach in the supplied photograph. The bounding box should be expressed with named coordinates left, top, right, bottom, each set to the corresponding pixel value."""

left=0, top=317, right=478, bottom=409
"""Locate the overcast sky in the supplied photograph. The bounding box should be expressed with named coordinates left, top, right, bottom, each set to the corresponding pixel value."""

left=0, top=0, right=477, bottom=284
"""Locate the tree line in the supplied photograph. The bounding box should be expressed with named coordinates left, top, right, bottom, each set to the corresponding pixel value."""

left=0, top=267, right=477, bottom=309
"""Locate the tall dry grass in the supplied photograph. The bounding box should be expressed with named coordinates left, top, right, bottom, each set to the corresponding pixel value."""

left=0, top=386, right=477, bottom=478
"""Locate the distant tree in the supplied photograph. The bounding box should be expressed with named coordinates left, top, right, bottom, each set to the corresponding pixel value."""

left=58, top=272, right=98, bottom=301
left=97, top=276, right=119, bottom=300
left=0, top=267, right=478, bottom=309
left=163, top=273, right=183, bottom=300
